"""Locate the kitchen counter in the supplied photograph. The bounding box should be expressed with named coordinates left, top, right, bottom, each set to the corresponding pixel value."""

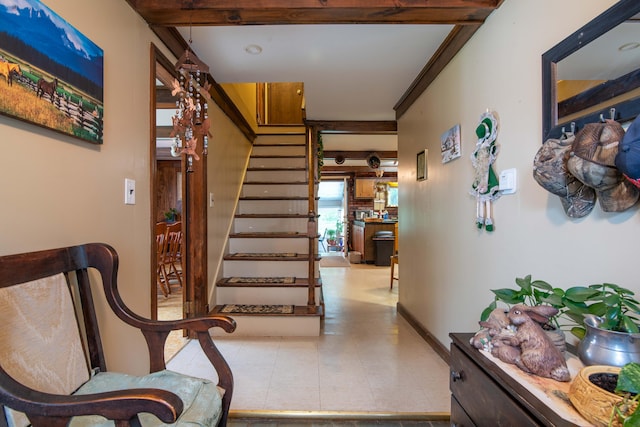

left=353, top=219, right=398, bottom=226
left=351, top=220, right=397, bottom=263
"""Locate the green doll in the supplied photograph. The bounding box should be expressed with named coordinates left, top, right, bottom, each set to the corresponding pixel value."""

left=471, top=111, right=500, bottom=231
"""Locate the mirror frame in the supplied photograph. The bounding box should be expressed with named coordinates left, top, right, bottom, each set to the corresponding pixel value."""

left=542, top=0, right=640, bottom=141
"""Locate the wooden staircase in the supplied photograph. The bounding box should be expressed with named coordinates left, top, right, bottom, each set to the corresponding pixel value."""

left=209, top=134, right=323, bottom=336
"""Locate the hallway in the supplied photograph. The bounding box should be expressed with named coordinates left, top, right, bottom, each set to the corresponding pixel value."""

left=167, top=259, right=450, bottom=419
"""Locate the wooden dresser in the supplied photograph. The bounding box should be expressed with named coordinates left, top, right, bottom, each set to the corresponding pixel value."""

left=449, top=333, right=586, bottom=427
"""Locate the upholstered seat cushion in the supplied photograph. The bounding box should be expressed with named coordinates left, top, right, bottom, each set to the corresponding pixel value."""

left=69, top=370, right=223, bottom=427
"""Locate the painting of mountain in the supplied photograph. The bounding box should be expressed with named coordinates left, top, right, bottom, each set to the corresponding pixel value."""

left=0, top=0, right=104, bottom=144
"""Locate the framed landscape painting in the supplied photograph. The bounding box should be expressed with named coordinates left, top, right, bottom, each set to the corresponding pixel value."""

left=0, top=0, right=104, bottom=144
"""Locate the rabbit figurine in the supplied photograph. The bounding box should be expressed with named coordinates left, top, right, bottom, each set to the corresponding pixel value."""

left=470, top=308, right=510, bottom=350
left=506, top=304, right=570, bottom=382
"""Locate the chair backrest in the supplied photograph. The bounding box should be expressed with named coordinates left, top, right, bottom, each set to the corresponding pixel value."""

left=0, top=244, right=119, bottom=425
left=165, top=222, right=183, bottom=262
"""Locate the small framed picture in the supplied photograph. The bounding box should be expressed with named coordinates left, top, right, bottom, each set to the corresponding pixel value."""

left=417, top=149, right=428, bottom=181
left=441, top=124, right=461, bottom=163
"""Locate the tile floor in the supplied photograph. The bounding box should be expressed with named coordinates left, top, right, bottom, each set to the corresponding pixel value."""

left=166, top=256, right=451, bottom=421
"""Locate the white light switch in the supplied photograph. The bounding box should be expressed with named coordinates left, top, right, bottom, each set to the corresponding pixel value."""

left=209, top=192, right=214, bottom=207
left=499, top=168, right=517, bottom=194
left=124, top=179, right=136, bottom=205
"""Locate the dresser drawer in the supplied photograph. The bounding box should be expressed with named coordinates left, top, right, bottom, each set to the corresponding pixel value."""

left=451, top=395, right=475, bottom=427
left=450, top=343, right=539, bottom=426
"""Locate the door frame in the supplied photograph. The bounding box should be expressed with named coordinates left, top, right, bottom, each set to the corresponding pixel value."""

left=151, top=44, right=208, bottom=322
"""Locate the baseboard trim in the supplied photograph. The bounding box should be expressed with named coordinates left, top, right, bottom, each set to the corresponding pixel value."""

left=229, top=410, right=449, bottom=421
left=397, top=302, right=450, bottom=365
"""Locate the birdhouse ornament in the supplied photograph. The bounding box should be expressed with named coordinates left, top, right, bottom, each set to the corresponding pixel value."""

left=470, top=111, right=500, bottom=232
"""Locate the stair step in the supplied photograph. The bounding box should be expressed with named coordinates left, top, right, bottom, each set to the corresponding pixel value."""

left=243, top=181, right=308, bottom=185
left=211, top=304, right=322, bottom=316
left=239, top=196, right=316, bottom=201
left=224, top=253, right=317, bottom=261
left=253, top=143, right=306, bottom=147
left=250, top=155, right=305, bottom=159
left=247, top=167, right=306, bottom=171
left=229, top=231, right=309, bottom=238
left=216, top=277, right=321, bottom=287
left=234, top=214, right=310, bottom=219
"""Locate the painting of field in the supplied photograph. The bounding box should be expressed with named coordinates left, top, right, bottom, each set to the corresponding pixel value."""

left=0, top=0, right=104, bottom=144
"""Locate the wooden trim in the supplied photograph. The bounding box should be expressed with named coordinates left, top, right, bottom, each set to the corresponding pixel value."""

left=306, top=120, right=396, bottom=133
left=397, top=302, right=450, bottom=364
left=126, top=0, right=501, bottom=26
left=394, top=24, right=481, bottom=119
left=323, top=150, right=397, bottom=160
left=150, top=44, right=160, bottom=321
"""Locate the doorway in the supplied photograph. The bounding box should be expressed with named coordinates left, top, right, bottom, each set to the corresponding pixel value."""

left=318, top=179, right=348, bottom=255
left=150, top=45, right=194, bottom=331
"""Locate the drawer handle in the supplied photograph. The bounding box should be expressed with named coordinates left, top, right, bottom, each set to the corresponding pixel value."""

left=450, top=370, right=463, bottom=382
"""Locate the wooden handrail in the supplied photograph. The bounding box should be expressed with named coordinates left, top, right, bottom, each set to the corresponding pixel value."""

left=306, top=125, right=317, bottom=306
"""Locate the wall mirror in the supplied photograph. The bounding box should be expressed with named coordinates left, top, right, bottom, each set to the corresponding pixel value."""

left=542, top=0, right=640, bottom=141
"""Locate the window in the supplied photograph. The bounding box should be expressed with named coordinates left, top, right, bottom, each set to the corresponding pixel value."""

left=387, top=182, right=398, bottom=207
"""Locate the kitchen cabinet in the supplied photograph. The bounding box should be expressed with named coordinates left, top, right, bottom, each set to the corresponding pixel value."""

left=355, top=179, right=376, bottom=199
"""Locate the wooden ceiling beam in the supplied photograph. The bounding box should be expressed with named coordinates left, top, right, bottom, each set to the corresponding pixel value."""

left=126, top=0, right=502, bottom=26
left=323, top=150, right=397, bottom=160
left=306, top=120, right=396, bottom=134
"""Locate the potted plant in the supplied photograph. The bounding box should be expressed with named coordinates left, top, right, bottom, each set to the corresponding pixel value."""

left=326, top=229, right=337, bottom=246
left=571, top=283, right=640, bottom=367
left=164, top=207, right=178, bottom=223
left=569, top=362, right=640, bottom=426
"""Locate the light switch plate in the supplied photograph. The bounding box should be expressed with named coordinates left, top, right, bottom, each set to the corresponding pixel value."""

left=499, top=168, right=517, bottom=194
left=124, top=178, right=136, bottom=205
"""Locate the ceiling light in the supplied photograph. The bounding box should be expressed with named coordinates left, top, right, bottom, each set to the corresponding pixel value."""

left=618, top=42, right=640, bottom=51
left=245, top=44, right=263, bottom=55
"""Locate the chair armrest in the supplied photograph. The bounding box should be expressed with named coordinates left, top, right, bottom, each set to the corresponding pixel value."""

left=0, top=371, right=183, bottom=425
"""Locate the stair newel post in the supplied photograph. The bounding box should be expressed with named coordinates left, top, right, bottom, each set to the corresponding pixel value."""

left=307, top=212, right=316, bottom=306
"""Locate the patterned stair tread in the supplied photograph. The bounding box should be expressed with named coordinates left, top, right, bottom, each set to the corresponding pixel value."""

left=229, top=231, right=308, bottom=238
left=217, top=277, right=321, bottom=287
left=210, top=304, right=323, bottom=317
left=225, top=252, right=309, bottom=261
left=250, top=154, right=306, bottom=159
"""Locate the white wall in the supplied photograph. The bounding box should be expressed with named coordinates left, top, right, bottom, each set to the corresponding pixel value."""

left=397, top=0, right=631, bottom=348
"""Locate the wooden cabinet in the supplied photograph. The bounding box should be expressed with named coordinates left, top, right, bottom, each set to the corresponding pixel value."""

left=355, top=179, right=375, bottom=199
left=352, top=223, right=365, bottom=255
left=449, top=333, right=582, bottom=426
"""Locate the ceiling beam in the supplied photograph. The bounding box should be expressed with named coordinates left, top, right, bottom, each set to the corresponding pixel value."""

left=307, top=120, right=396, bottom=134
left=323, top=150, right=397, bottom=160
left=126, top=0, right=502, bottom=26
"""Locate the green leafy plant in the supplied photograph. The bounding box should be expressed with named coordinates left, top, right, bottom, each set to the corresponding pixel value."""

left=611, top=362, right=640, bottom=426
left=326, top=229, right=337, bottom=243
left=579, top=283, right=640, bottom=334
left=164, top=207, right=178, bottom=222
left=481, top=276, right=640, bottom=339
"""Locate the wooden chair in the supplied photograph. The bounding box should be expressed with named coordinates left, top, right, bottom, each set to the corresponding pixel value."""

left=160, top=221, right=183, bottom=291
left=156, top=222, right=170, bottom=297
left=318, top=228, right=328, bottom=252
left=0, top=243, right=236, bottom=427
left=390, top=222, right=399, bottom=289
